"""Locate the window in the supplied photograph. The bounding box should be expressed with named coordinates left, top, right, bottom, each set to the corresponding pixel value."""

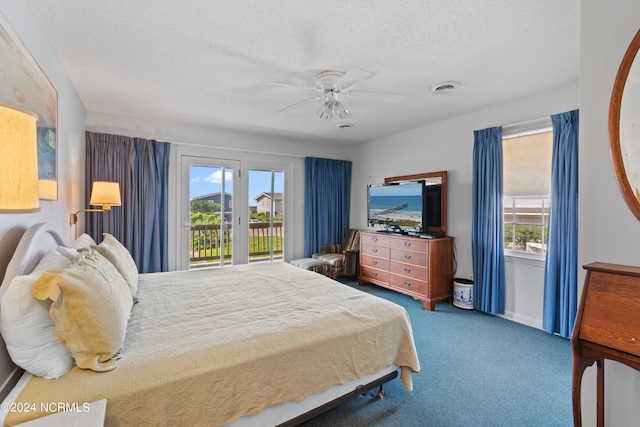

left=502, top=122, right=552, bottom=256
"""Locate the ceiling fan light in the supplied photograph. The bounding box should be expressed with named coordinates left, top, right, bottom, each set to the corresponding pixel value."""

left=316, top=99, right=352, bottom=120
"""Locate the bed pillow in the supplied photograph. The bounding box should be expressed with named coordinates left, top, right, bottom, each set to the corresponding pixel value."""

left=32, top=248, right=133, bottom=372
left=56, top=246, right=79, bottom=261
left=0, top=272, right=74, bottom=379
left=69, top=233, right=96, bottom=249
left=92, top=233, right=138, bottom=296
left=32, top=248, right=72, bottom=274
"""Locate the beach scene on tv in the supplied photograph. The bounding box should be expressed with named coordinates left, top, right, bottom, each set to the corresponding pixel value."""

left=367, top=181, right=423, bottom=231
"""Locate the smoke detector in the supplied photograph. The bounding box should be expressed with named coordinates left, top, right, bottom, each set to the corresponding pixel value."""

left=431, top=81, right=458, bottom=94
left=337, top=123, right=354, bottom=129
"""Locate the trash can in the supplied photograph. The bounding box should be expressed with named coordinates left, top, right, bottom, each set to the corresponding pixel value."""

left=453, top=278, right=474, bottom=309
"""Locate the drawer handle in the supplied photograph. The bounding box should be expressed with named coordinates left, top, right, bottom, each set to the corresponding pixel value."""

left=372, top=260, right=378, bottom=265
left=372, top=237, right=378, bottom=242
left=404, top=254, right=412, bottom=260
left=372, top=248, right=378, bottom=253
left=404, top=242, right=411, bottom=247
left=372, top=272, right=378, bottom=277
left=404, top=268, right=411, bottom=273
left=404, top=281, right=411, bottom=286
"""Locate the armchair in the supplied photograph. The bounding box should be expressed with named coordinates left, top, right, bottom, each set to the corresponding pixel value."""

left=311, top=229, right=361, bottom=279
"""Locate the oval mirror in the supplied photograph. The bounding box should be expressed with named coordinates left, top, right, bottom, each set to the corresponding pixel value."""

left=610, top=29, right=640, bottom=221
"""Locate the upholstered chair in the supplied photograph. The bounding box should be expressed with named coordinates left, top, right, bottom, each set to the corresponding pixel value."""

left=311, top=229, right=361, bottom=278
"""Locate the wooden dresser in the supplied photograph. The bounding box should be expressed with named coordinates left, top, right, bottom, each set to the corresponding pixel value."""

left=358, top=231, right=454, bottom=311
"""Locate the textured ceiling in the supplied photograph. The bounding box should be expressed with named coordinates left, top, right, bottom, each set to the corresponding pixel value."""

left=24, top=0, right=579, bottom=145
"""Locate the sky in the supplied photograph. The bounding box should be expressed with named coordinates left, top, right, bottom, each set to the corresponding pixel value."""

left=369, top=181, right=423, bottom=197
left=190, top=166, right=284, bottom=205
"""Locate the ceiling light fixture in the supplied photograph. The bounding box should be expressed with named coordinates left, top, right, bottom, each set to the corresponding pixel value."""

left=316, top=92, right=352, bottom=120
left=431, top=81, right=458, bottom=94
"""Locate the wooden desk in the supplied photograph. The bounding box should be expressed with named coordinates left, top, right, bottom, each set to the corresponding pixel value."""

left=572, top=262, right=640, bottom=427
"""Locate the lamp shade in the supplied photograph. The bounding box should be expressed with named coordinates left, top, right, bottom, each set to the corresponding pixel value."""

left=89, top=181, right=122, bottom=210
left=0, top=104, right=39, bottom=212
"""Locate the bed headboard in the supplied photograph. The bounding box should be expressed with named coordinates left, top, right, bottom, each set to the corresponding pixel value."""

left=0, top=223, right=67, bottom=402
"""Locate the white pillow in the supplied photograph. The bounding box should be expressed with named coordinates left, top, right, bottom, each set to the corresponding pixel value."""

left=69, top=233, right=96, bottom=249
left=0, top=273, right=74, bottom=379
left=57, top=246, right=79, bottom=261
left=92, top=233, right=138, bottom=296
left=32, top=249, right=71, bottom=273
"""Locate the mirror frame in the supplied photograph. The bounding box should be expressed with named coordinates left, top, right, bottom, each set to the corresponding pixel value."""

left=384, top=170, right=447, bottom=235
left=609, top=28, right=640, bottom=222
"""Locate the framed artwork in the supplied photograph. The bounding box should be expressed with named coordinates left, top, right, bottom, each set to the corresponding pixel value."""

left=0, top=12, right=58, bottom=200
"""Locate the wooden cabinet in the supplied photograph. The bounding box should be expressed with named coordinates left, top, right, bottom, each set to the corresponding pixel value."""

left=358, top=231, right=454, bottom=311
left=572, top=262, right=640, bottom=427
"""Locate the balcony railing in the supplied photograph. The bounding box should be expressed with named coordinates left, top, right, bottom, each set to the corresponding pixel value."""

left=189, top=222, right=283, bottom=264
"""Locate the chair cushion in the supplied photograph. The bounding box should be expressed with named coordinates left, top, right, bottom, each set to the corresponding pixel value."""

left=312, top=253, right=345, bottom=268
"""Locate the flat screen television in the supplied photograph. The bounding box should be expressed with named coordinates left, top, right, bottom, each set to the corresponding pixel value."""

left=367, top=180, right=443, bottom=234
left=367, top=181, right=425, bottom=232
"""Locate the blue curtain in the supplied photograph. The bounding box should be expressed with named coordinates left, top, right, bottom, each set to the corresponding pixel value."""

left=85, top=132, right=171, bottom=273
left=304, top=157, right=352, bottom=257
left=543, top=110, right=579, bottom=338
left=472, top=126, right=505, bottom=314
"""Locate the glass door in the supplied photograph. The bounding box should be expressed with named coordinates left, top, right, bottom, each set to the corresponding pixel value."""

left=182, top=157, right=239, bottom=269
left=248, top=169, right=284, bottom=262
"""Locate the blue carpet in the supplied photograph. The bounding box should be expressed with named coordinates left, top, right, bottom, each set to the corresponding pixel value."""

left=301, top=279, right=573, bottom=427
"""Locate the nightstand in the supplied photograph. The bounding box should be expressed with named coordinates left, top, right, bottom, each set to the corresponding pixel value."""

left=16, top=399, right=106, bottom=426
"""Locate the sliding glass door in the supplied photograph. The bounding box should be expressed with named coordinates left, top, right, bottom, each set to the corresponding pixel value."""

left=182, top=157, right=239, bottom=269
left=248, top=169, right=284, bottom=262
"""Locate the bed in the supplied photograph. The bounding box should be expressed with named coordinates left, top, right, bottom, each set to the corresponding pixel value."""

left=0, top=223, right=420, bottom=426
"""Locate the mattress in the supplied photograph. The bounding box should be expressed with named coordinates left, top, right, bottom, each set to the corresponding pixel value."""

left=4, top=262, right=420, bottom=426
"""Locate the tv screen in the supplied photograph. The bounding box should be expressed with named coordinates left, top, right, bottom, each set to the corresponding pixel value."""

left=422, top=183, right=442, bottom=230
left=367, top=181, right=424, bottom=231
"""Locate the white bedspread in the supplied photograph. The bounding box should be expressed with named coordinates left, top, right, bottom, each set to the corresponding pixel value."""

left=5, top=262, right=420, bottom=426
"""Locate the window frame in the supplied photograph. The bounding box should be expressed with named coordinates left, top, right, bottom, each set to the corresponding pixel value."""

left=502, top=119, right=552, bottom=261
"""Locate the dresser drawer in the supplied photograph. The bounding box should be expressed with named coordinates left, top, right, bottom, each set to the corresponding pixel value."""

left=361, top=266, right=390, bottom=282
left=390, top=262, right=428, bottom=281
left=390, top=274, right=427, bottom=295
left=390, top=249, right=427, bottom=266
left=361, top=233, right=391, bottom=247
left=390, top=237, right=428, bottom=253
left=361, top=254, right=390, bottom=270
left=361, top=244, right=390, bottom=258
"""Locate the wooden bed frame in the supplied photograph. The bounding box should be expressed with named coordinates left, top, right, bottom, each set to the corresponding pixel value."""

left=0, top=223, right=401, bottom=426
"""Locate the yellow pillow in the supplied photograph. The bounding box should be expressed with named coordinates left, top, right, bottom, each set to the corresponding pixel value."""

left=93, top=233, right=138, bottom=296
left=32, top=248, right=133, bottom=372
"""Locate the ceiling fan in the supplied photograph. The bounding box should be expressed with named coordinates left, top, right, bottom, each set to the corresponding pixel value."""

left=270, top=67, right=403, bottom=120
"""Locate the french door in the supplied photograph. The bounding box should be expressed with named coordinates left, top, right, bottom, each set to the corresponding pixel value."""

left=181, top=156, right=239, bottom=269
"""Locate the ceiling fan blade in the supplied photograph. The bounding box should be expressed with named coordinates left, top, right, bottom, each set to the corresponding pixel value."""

left=335, top=67, right=372, bottom=90
left=268, top=81, right=317, bottom=91
left=278, top=95, right=323, bottom=113
left=345, top=90, right=403, bottom=103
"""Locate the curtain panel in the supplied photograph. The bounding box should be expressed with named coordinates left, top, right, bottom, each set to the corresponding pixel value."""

left=543, top=109, right=579, bottom=338
left=304, top=157, right=352, bottom=257
left=85, top=132, right=171, bottom=273
left=472, top=126, right=506, bottom=314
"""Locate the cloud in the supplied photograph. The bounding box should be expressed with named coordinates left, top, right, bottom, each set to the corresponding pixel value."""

left=204, top=169, right=233, bottom=184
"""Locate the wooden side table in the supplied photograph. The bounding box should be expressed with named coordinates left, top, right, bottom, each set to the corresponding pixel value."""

left=572, top=262, right=640, bottom=427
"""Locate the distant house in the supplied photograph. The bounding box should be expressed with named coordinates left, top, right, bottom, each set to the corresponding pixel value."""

left=192, top=192, right=232, bottom=222
left=255, top=192, right=283, bottom=216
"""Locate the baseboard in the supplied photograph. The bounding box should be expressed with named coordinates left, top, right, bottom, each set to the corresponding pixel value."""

left=499, top=311, right=542, bottom=330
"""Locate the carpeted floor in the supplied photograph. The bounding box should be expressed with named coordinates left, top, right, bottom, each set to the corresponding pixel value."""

left=300, top=278, right=573, bottom=427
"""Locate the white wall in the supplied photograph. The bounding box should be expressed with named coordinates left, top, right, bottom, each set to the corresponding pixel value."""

left=347, top=82, right=578, bottom=327
left=579, top=1, right=640, bottom=425
left=0, top=2, right=86, bottom=278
